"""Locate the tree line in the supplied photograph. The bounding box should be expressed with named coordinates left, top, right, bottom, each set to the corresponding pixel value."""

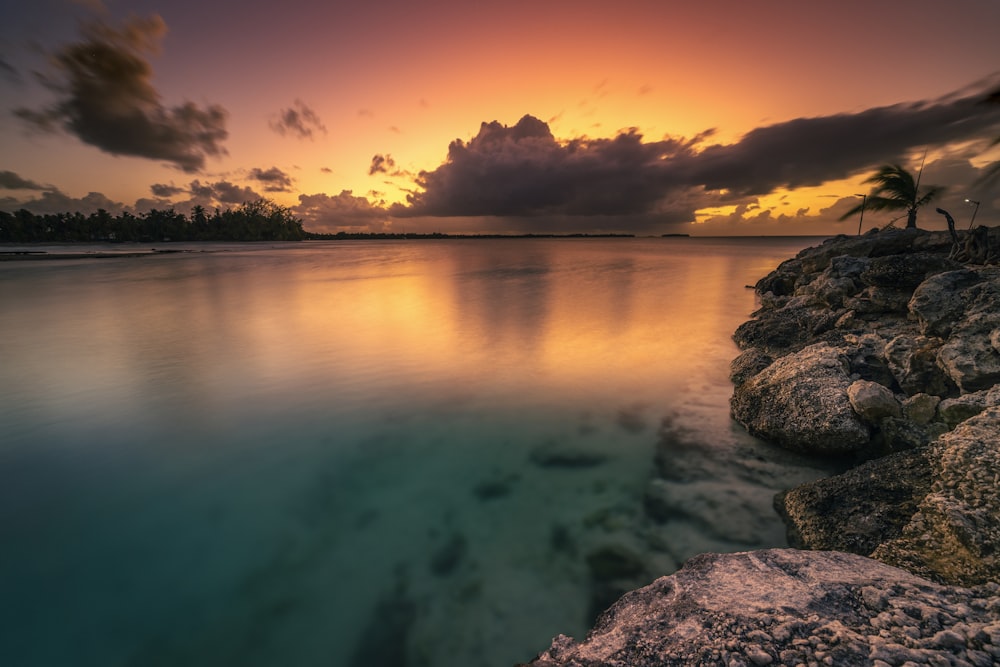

left=0, top=199, right=306, bottom=243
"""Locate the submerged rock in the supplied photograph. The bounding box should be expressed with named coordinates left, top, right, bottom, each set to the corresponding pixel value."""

left=522, top=550, right=1000, bottom=667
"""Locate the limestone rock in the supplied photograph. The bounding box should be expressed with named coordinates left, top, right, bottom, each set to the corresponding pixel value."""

left=776, top=448, right=932, bottom=555
left=729, top=348, right=773, bottom=387
left=938, top=317, right=1000, bottom=393
left=523, top=550, right=1000, bottom=667
left=884, top=334, right=957, bottom=398
left=902, top=393, right=941, bottom=424
left=847, top=379, right=901, bottom=422
left=874, top=407, right=1000, bottom=586
left=731, top=343, right=870, bottom=455
left=908, top=268, right=982, bottom=338
left=859, top=252, right=961, bottom=290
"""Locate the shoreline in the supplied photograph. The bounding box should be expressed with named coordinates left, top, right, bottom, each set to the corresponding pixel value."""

left=524, top=226, right=1000, bottom=666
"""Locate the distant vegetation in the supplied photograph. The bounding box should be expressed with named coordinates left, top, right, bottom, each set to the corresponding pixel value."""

left=0, top=199, right=306, bottom=243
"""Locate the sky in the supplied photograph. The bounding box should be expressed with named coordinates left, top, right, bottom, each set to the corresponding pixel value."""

left=1, top=0, right=999, bottom=236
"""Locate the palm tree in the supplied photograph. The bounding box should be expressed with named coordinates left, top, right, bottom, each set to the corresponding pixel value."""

left=839, top=164, right=945, bottom=229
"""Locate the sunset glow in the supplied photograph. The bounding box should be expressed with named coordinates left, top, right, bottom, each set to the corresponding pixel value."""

left=2, top=0, right=999, bottom=235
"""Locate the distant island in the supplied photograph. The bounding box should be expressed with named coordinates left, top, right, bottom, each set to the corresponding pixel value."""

left=1, top=199, right=636, bottom=244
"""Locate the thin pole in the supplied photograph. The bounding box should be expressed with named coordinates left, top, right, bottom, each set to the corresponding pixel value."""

left=855, top=193, right=867, bottom=235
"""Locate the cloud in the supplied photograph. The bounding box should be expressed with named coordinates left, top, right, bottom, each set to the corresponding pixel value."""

left=0, top=170, right=48, bottom=190
left=292, top=190, right=390, bottom=232
left=188, top=180, right=261, bottom=205
left=392, top=79, right=1000, bottom=224
left=269, top=100, right=327, bottom=140
left=0, top=189, right=126, bottom=216
left=0, top=55, right=20, bottom=84
left=248, top=166, right=294, bottom=192
left=13, top=15, right=228, bottom=173
left=320, top=167, right=333, bottom=173
left=150, top=182, right=185, bottom=197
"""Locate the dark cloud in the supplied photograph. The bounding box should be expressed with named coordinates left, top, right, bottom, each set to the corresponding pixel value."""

left=320, top=167, right=333, bottom=173
left=188, top=180, right=261, bottom=205
left=393, top=114, right=700, bottom=217
left=13, top=15, right=228, bottom=173
left=248, top=167, right=294, bottom=192
left=150, top=182, right=184, bottom=197
left=0, top=170, right=48, bottom=190
left=393, top=79, right=1000, bottom=222
left=0, top=189, right=126, bottom=216
left=0, top=55, right=20, bottom=84
left=292, top=190, right=390, bottom=232
left=269, top=100, right=327, bottom=140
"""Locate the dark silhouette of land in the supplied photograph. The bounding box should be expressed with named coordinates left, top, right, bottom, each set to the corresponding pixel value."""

left=1, top=199, right=635, bottom=245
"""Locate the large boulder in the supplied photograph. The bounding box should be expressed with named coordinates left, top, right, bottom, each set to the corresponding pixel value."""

left=731, top=343, right=870, bottom=455
left=874, top=407, right=1000, bottom=586
left=523, top=550, right=1000, bottom=667
left=908, top=268, right=983, bottom=338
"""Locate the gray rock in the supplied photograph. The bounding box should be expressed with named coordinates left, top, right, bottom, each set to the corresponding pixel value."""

left=847, top=379, right=901, bottom=422
left=902, top=393, right=941, bottom=424
left=873, top=407, right=1000, bottom=586
left=522, top=550, right=1000, bottom=667
left=776, top=448, right=933, bottom=555
left=938, top=318, right=1000, bottom=393
left=729, top=348, right=773, bottom=387
left=908, top=269, right=983, bottom=338
left=731, top=343, right=870, bottom=455
left=884, top=334, right=957, bottom=398
left=859, top=252, right=961, bottom=290
left=936, top=387, right=1000, bottom=427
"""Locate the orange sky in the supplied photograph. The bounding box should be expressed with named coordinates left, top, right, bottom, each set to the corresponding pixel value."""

left=1, top=0, right=999, bottom=235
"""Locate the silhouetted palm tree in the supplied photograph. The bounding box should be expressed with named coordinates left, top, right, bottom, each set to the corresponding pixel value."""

left=840, top=164, right=945, bottom=229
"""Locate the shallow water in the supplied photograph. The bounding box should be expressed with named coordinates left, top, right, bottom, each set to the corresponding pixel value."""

left=1, top=237, right=833, bottom=666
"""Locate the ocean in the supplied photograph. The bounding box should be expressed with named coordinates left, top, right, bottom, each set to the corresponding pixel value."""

left=0, top=237, right=837, bottom=667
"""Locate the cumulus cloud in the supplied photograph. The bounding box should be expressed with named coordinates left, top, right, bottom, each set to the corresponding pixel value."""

left=269, top=100, right=327, bottom=140
left=188, top=179, right=261, bottom=205
left=248, top=166, right=294, bottom=192
left=0, top=170, right=48, bottom=190
left=13, top=15, right=228, bottom=172
left=150, top=182, right=185, bottom=197
left=292, top=190, right=390, bottom=232
left=393, top=79, right=1000, bottom=225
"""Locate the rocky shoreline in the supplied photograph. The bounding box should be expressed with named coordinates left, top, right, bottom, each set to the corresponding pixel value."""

left=523, top=227, right=1000, bottom=666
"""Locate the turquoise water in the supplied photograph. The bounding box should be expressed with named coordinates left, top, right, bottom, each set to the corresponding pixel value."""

left=1, top=237, right=830, bottom=667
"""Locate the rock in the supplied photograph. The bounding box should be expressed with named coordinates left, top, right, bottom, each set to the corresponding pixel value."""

left=530, top=440, right=607, bottom=468
left=884, top=334, right=957, bottom=398
left=847, top=379, right=901, bottom=422
left=938, top=322, right=1000, bottom=393
left=522, top=550, right=1000, bottom=667
left=909, top=269, right=983, bottom=338
left=644, top=478, right=774, bottom=544
left=729, top=348, right=773, bottom=386
left=937, top=388, right=998, bottom=427
left=873, top=407, right=1000, bottom=586
left=859, top=253, right=961, bottom=290
left=876, top=416, right=933, bottom=454
left=776, top=448, right=933, bottom=555
left=731, top=343, right=870, bottom=455
left=902, top=393, right=941, bottom=424
left=732, top=305, right=832, bottom=354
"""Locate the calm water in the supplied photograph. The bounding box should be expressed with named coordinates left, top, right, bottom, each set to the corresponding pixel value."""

left=1, top=237, right=831, bottom=667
